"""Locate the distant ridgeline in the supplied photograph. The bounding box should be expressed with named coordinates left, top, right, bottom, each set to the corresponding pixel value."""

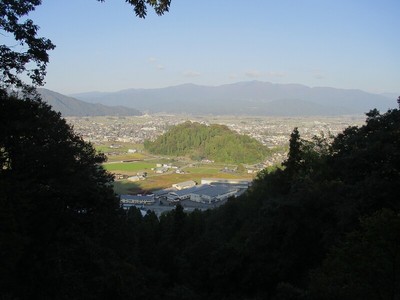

left=144, top=121, right=269, bottom=163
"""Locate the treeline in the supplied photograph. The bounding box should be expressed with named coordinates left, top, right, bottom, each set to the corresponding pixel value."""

left=2, top=90, right=400, bottom=299
left=144, top=121, right=269, bottom=163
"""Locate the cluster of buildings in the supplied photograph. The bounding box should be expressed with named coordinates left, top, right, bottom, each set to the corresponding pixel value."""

left=67, top=115, right=363, bottom=168
left=120, top=178, right=251, bottom=212
left=70, top=116, right=352, bottom=148
left=66, top=115, right=183, bottom=144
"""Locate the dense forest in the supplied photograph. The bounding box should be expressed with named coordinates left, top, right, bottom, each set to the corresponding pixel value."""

left=2, top=88, right=399, bottom=299
left=144, top=121, right=270, bottom=163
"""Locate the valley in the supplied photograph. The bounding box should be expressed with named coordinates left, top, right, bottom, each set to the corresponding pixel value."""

left=66, top=114, right=365, bottom=194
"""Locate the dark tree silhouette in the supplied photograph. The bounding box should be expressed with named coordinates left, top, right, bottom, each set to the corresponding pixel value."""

left=310, top=209, right=400, bottom=300
left=0, top=91, right=133, bottom=299
left=283, top=127, right=303, bottom=173
left=98, top=0, right=171, bottom=18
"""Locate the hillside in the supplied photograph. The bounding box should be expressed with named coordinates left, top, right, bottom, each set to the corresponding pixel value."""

left=144, top=121, right=269, bottom=163
left=71, top=81, right=396, bottom=116
left=38, top=88, right=142, bottom=117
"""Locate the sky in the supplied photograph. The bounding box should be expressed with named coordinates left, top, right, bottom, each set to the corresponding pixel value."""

left=26, top=0, right=400, bottom=95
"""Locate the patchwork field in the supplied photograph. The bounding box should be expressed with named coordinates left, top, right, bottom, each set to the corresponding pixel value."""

left=97, top=142, right=257, bottom=194
left=113, top=172, right=253, bottom=194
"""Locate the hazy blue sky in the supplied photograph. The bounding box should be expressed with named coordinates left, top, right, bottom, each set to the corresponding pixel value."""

left=29, top=0, right=399, bottom=94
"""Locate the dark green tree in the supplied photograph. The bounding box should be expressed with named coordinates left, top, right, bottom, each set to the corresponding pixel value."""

left=145, top=121, right=269, bottom=163
left=0, top=91, right=147, bottom=299
left=283, top=127, right=302, bottom=173
left=310, top=209, right=400, bottom=300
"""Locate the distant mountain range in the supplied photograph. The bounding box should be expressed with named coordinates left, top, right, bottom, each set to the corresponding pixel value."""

left=70, top=81, right=397, bottom=116
left=39, top=81, right=397, bottom=117
left=38, top=88, right=141, bottom=117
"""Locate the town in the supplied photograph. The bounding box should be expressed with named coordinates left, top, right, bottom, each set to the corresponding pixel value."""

left=67, top=114, right=364, bottom=150
left=64, top=114, right=365, bottom=214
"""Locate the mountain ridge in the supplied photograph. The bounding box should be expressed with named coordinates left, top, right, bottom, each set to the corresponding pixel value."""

left=38, top=88, right=142, bottom=117
left=69, top=81, right=396, bottom=116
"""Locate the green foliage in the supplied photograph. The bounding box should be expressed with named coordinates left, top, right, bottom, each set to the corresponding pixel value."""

left=0, top=92, right=142, bottom=299
left=283, top=127, right=302, bottom=173
left=144, top=121, right=269, bottom=163
left=103, top=161, right=155, bottom=172
left=236, top=163, right=246, bottom=173
left=310, top=209, right=400, bottom=300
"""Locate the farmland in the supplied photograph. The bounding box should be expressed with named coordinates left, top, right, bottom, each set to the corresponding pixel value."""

left=112, top=166, right=252, bottom=194
left=103, top=162, right=156, bottom=173
left=96, top=143, right=255, bottom=194
left=81, top=114, right=365, bottom=194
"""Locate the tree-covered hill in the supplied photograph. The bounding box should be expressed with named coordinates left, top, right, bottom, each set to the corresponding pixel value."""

left=144, top=121, right=270, bottom=163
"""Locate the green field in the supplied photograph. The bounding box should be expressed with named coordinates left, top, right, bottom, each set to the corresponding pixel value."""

left=184, top=167, right=221, bottom=174
left=100, top=147, right=257, bottom=193
left=103, top=162, right=155, bottom=172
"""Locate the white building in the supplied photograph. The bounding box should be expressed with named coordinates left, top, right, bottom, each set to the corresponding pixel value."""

left=120, top=194, right=155, bottom=207
left=189, top=185, right=239, bottom=204
left=167, top=184, right=239, bottom=204
left=201, top=178, right=251, bottom=188
left=172, top=180, right=196, bottom=190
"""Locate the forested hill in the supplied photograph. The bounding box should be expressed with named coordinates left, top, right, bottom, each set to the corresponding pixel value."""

left=144, top=121, right=269, bottom=163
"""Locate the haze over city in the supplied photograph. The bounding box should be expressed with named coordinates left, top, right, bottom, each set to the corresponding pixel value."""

left=29, top=0, right=400, bottom=95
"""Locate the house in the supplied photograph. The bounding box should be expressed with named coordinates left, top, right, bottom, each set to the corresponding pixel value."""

left=154, top=167, right=169, bottom=174
left=172, top=180, right=196, bottom=190
left=137, top=172, right=147, bottom=178
left=127, top=175, right=141, bottom=182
